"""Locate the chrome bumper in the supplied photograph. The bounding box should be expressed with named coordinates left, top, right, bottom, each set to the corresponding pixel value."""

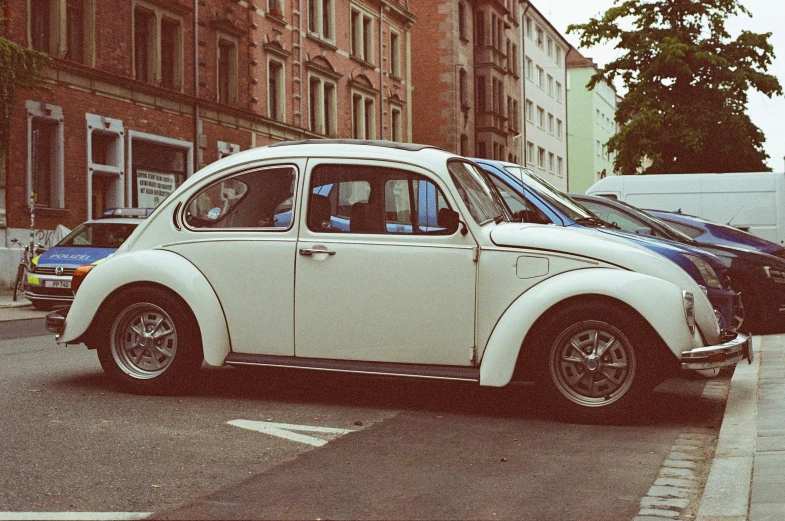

left=45, top=307, right=68, bottom=337
left=681, top=332, right=753, bottom=371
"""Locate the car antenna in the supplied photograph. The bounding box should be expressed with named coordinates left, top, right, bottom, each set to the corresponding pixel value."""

left=726, top=205, right=744, bottom=226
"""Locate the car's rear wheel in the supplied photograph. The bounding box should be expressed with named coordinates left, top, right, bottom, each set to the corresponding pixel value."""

left=97, top=287, right=202, bottom=394
left=535, top=303, right=660, bottom=423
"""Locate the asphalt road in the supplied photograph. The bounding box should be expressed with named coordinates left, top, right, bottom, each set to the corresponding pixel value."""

left=0, top=320, right=728, bottom=520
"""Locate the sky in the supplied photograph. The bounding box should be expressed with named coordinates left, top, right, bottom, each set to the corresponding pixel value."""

left=538, top=0, right=785, bottom=172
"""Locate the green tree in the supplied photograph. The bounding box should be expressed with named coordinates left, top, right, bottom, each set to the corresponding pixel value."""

left=568, top=0, right=782, bottom=174
left=0, top=2, right=51, bottom=185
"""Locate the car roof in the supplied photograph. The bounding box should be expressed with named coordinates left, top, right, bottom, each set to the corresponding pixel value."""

left=76, top=217, right=144, bottom=226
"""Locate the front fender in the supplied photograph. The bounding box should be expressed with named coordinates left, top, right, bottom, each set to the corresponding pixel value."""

left=58, top=249, right=230, bottom=367
left=479, top=268, right=697, bottom=387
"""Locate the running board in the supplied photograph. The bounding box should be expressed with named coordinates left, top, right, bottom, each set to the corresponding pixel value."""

left=224, top=353, right=481, bottom=382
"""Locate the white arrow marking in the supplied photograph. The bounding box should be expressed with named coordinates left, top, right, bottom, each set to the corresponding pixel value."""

left=227, top=420, right=355, bottom=447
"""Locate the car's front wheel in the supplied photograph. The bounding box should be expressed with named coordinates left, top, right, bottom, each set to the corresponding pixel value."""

left=535, top=303, right=661, bottom=423
left=97, top=287, right=203, bottom=394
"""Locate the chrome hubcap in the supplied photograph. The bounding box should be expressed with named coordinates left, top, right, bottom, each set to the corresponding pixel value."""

left=110, top=303, right=178, bottom=379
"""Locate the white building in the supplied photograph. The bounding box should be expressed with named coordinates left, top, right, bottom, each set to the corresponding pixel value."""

left=518, top=2, right=569, bottom=190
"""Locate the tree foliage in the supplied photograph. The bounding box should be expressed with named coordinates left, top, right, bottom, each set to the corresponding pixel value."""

left=0, top=2, right=52, bottom=182
left=568, top=0, right=782, bottom=174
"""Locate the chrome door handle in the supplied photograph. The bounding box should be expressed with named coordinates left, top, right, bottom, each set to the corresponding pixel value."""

left=299, top=248, right=336, bottom=256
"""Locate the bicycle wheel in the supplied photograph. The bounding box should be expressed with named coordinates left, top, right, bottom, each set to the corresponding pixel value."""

left=12, top=263, right=25, bottom=301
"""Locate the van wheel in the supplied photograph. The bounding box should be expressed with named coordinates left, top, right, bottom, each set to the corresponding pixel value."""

left=97, top=288, right=202, bottom=394
left=535, top=303, right=658, bottom=423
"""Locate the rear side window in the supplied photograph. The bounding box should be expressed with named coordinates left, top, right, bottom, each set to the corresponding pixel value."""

left=308, top=164, right=451, bottom=234
left=184, top=166, right=296, bottom=229
left=660, top=219, right=703, bottom=239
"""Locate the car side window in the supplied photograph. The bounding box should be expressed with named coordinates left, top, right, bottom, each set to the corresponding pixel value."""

left=582, top=203, right=649, bottom=232
left=308, top=164, right=452, bottom=234
left=489, top=177, right=552, bottom=224
left=184, top=166, right=296, bottom=230
left=661, top=219, right=703, bottom=239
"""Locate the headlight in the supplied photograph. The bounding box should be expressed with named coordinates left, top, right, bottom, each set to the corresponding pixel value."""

left=685, top=254, right=722, bottom=289
left=683, top=291, right=696, bottom=335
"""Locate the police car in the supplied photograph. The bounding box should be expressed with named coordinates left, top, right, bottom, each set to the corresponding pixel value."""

left=24, top=209, right=147, bottom=310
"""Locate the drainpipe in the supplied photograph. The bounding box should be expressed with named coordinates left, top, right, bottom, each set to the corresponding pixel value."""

left=520, top=2, right=529, bottom=166
left=379, top=5, right=385, bottom=140
left=193, top=0, right=200, bottom=174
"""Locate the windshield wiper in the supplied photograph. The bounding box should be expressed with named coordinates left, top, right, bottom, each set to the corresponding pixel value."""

left=575, top=217, right=615, bottom=228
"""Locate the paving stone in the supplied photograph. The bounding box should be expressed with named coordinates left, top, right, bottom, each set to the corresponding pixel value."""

left=663, top=459, right=697, bottom=469
left=661, top=467, right=697, bottom=480
left=756, top=435, right=785, bottom=452
left=671, top=444, right=699, bottom=452
left=647, top=486, right=691, bottom=499
left=640, top=496, right=690, bottom=509
left=638, top=508, right=679, bottom=518
left=749, top=501, right=785, bottom=521
left=751, top=482, right=785, bottom=504
left=654, top=477, right=698, bottom=488
left=668, top=451, right=700, bottom=461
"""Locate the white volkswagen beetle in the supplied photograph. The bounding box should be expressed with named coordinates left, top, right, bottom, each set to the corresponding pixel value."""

left=47, top=140, right=751, bottom=423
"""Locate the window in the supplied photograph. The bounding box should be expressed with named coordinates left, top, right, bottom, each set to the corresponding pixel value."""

left=547, top=74, right=554, bottom=96
left=525, top=16, right=532, bottom=39
left=268, top=0, right=283, bottom=16
left=555, top=81, right=562, bottom=102
left=217, top=36, right=238, bottom=105
left=475, top=11, right=484, bottom=47
left=308, top=165, right=453, bottom=235
left=548, top=152, right=554, bottom=173
left=525, top=57, right=533, bottom=80
left=557, top=157, right=564, bottom=177
left=535, top=25, right=543, bottom=48
left=546, top=37, right=553, bottom=58
left=459, top=68, right=468, bottom=108
left=525, top=99, right=533, bottom=123
left=537, top=147, right=545, bottom=168
left=268, top=59, right=285, bottom=121
left=555, top=46, right=563, bottom=66
left=477, top=76, right=486, bottom=113
left=309, top=75, right=337, bottom=136
left=133, top=2, right=183, bottom=90
left=391, top=107, right=402, bottom=142
left=458, top=2, right=466, bottom=40
left=557, top=119, right=563, bottom=139
left=352, top=92, right=376, bottom=139
left=548, top=113, right=554, bottom=134
left=390, top=30, right=401, bottom=77
left=536, top=66, right=544, bottom=89
left=30, top=0, right=94, bottom=64
left=526, top=141, right=534, bottom=165
left=26, top=100, right=64, bottom=210
left=86, top=113, right=124, bottom=219
left=537, top=106, right=544, bottom=128
left=460, top=134, right=469, bottom=156
left=511, top=44, right=518, bottom=76
left=350, top=7, right=374, bottom=63
left=185, top=166, right=296, bottom=230
left=308, top=0, right=334, bottom=41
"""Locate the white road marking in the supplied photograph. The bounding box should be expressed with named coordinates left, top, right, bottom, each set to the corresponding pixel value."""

left=228, top=420, right=355, bottom=446
left=0, top=514, right=151, bottom=520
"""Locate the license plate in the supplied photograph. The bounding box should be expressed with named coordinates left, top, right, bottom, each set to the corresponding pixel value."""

left=45, top=280, right=71, bottom=289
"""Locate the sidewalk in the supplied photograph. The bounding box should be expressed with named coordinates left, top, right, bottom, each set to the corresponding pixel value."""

left=0, top=294, right=781, bottom=520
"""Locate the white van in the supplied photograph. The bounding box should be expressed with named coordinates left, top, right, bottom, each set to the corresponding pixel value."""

left=585, top=172, right=785, bottom=245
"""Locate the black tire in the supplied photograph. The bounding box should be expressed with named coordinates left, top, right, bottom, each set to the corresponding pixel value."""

left=533, top=302, right=661, bottom=424
left=12, top=264, right=25, bottom=301
left=96, top=287, right=203, bottom=394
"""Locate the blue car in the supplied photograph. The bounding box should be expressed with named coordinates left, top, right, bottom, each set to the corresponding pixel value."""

left=473, top=159, right=744, bottom=333
left=24, top=217, right=142, bottom=310
left=645, top=210, right=785, bottom=258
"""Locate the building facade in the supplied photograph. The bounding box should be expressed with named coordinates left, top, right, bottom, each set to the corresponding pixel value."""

left=566, top=47, right=619, bottom=193
left=409, top=0, right=522, bottom=163
left=519, top=1, right=569, bottom=190
left=1, top=0, right=416, bottom=286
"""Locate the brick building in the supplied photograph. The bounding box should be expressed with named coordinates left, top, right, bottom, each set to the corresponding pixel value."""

left=410, top=0, right=522, bottom=162
left=0, top=0, right=416, bottom=286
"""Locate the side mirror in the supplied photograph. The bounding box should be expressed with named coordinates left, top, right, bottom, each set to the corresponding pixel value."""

left=437, top=208, right=466, bottom=235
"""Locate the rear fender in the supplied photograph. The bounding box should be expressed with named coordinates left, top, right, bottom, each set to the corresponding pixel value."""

left=58, top=249, right=230, bottom=366
left=479, top=268, right=692, bottom=387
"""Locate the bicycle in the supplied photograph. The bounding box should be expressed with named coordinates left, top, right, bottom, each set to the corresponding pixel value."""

left=9, top=238, right=35, bottom=301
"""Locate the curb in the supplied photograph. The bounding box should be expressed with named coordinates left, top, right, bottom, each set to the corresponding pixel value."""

left=696, top=335, right=761, bottom=521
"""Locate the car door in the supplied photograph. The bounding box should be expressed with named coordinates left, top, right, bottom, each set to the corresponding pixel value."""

left=170, top=162, right=301, bottom=356
left=294, top=160, right=478, bottom=366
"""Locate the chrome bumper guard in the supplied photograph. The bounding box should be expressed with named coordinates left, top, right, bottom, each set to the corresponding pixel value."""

left=681, top=332, right=753, bottom=371
left=45, top=307, right=69, bottom=337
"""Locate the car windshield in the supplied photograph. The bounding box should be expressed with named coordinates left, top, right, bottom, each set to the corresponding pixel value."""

left=608, top=200, right=697, bottom=243
left=503, top=166, right=597, bottom=222
left=448, top=160, right=508, bottom=225
left=58, top=222, right=138, bottom=248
